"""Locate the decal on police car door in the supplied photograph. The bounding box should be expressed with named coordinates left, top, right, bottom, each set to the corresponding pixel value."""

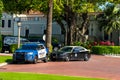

left=38, top=49, right=46, bottom=58
left=75, top=54, right=77, bottom=57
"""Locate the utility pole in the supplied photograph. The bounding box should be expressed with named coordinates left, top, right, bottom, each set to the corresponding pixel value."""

left=17, top=18, right=21, bottom=48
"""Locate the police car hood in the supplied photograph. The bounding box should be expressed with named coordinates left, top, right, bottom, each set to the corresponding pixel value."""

left=15, top=49, right=37, bottom=53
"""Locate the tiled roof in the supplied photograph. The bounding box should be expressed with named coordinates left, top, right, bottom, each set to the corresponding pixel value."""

left=26, top=10, right=44, bottom=15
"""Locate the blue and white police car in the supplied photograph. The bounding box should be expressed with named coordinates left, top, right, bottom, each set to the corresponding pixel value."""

left=13, top=43, right=48, bottom=64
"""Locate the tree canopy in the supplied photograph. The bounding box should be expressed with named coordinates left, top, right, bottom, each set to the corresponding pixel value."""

left=1, top=0, right=48, bottom=14
left=99, top=2, right=120, bottom=34
left=0, top=0, right=3, bottom=17
left=1, top=0, right=120, bottom=22
left=1, top=0, right=120, bottom=45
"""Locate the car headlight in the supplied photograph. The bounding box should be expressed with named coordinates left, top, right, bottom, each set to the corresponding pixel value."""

left=28, top=52, right=33, bottom=55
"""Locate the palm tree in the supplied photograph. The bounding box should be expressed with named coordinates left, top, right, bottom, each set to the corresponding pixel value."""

left=99, top=3, right=120, bottom=34
left=46, top=0, right=53, bottom=53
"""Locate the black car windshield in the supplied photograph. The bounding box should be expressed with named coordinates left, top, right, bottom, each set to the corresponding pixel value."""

left=59, top=47, right=73, bottom=52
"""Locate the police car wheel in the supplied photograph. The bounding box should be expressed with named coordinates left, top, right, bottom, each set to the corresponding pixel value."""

left=33, top=56, right=38, bottom=64
left=43, top=57, right=48, bottom=63
left=12, top=61, right=17, bottom=64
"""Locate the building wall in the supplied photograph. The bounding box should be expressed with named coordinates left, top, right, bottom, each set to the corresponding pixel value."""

left=19, top=16, right=62, bottom=36
left=89, top=20, right=102, bottom=40
left=0, top=13, right=63, bottom=42
left=1, top=13, right=119, bottom=45
left=0, top=13, right=14, bottom=35
left=112, top=30, right=119, bottom=45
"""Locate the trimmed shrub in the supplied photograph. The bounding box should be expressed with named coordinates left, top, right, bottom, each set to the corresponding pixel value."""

left=52, top=37, right=58, bottom=43
left=49, top=44, right=53, bottom=53
left=73, top=41, right=93, bottom=49
left=91, top=46, right=120, bottom=55
left=10, top=44, right=18, bottom=53
left=73, top=42, right=82, bottom=46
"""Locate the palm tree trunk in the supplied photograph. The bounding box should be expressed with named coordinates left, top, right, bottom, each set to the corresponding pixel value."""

left=46, top=0, right=53, bottom=53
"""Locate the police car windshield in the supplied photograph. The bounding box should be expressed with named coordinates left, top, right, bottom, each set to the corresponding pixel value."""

left=59, top=47, right=73, bottom=52
left=21, top=45, right=37, bottom=50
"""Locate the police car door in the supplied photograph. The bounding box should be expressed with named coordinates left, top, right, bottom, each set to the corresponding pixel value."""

left=37, top=45, right=47, bottom=58
left=72, top=48, right=80, bottom=60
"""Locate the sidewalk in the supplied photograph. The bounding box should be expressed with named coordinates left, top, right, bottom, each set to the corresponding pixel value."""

left=102, top=53, right=120, bottom=58
left=0, top=53, right=12, bottom=56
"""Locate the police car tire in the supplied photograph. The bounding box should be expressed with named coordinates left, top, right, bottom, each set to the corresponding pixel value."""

left=33, top=56, right=38, bottom=64
left=43, top=57, right=48, bottom=63
left=12, top=61, right=17, bottom=64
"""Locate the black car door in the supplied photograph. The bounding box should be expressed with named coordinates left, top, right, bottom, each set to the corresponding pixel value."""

left=71, top=48, right=80, bottom=60
left=72, top=47, right=87, bottom=60
left=77, top=47, right=89, bottom=60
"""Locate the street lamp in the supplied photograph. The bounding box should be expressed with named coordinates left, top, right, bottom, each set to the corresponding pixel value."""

left=17, top=20, right=21, bottom=48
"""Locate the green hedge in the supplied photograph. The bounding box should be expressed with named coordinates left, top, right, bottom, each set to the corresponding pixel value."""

left=10, top=44, right=18, bottom=53
left=91, top=46, right=120, bottom=55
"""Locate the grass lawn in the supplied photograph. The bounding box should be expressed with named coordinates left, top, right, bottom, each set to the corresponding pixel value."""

left=0, top=56, right=12, bottom=63
left=0, top=72, right=105, bottom=80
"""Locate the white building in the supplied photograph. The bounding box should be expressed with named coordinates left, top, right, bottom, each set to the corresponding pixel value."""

left=0, top=12, right=120, bottom=45
left=0, top=12, right=64, bottom=42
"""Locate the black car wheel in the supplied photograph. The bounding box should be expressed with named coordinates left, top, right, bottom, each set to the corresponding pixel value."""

left=50, top=58, right=56, bottom=61
left=65, top=56, right=70, bottom=61
left=50, top=54, right=56, bottom=61
left=84, top=53, right=89, bottom=61
left=33, top=56, right=38, bottom=64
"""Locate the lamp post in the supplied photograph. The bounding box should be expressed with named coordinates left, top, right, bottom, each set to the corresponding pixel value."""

left=17, top=20, right=21, bottom=48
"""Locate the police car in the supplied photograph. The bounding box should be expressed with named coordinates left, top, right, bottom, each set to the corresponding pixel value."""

left=50, top=46, right=91, bottom=61
left=13, top=43, right=48, bottom=64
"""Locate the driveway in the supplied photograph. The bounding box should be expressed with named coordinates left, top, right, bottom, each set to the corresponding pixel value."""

left=0, top=55, right=120, bottom=80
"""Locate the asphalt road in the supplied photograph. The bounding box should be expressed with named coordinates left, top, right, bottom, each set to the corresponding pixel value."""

left=0, top=55, right=120, bottom=80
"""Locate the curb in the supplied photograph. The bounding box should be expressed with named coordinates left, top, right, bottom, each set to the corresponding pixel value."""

left=0, top=53, right=12, bottom=56
left=105, top=55, right=120, bottom=58
left=0, top=63, right=8, bottom=67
